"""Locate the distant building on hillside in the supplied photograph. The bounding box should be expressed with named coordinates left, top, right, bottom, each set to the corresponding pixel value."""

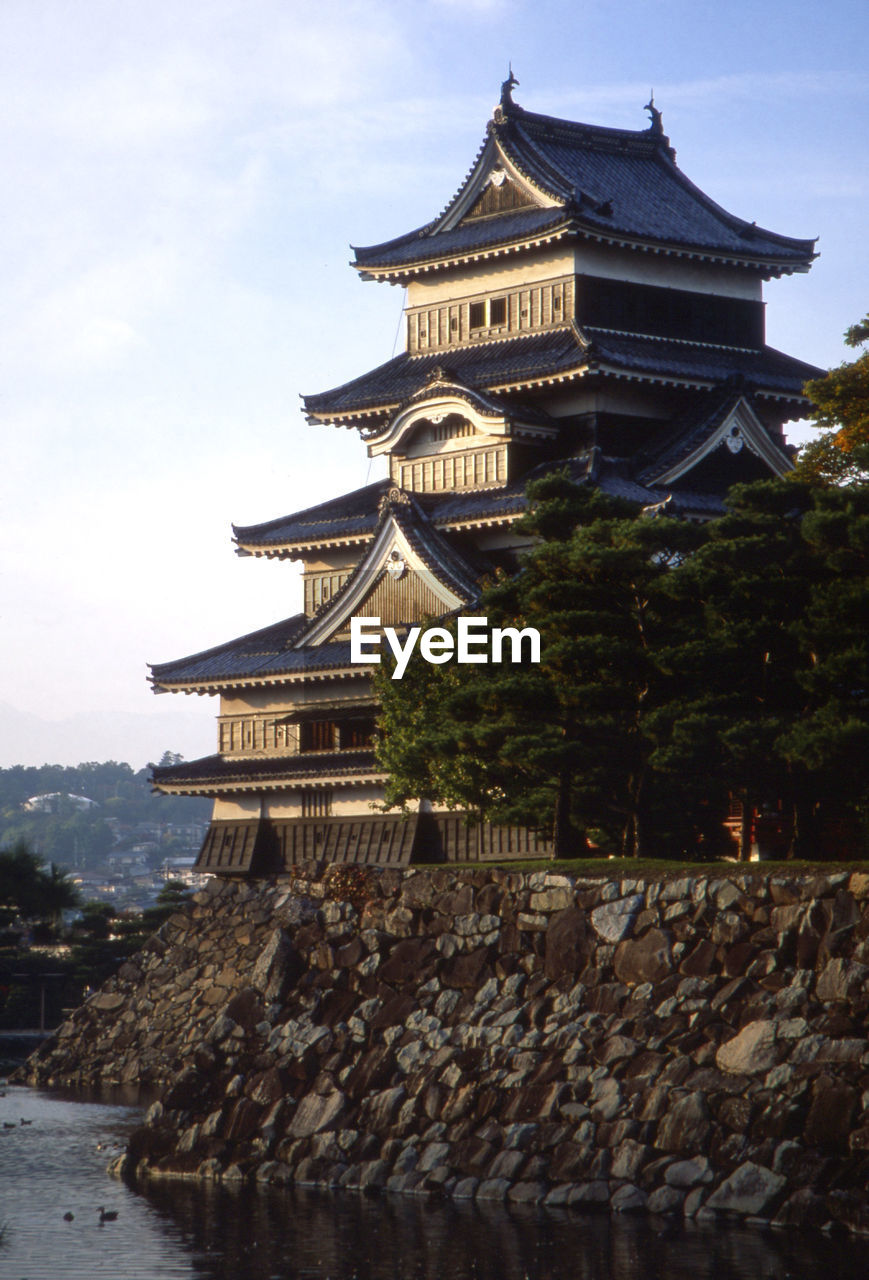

left=150, top=80, right=821, bottom=875
left=23, top=792, right=98, bottom=814
left=160, top=857, right=208, bottom=889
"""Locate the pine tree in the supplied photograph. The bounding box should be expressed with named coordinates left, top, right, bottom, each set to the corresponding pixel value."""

left=668, top=479, right=818, bottom=858
left=779, top=482, right=869, bottom=850
left=376, top=474, right=701, bottom=857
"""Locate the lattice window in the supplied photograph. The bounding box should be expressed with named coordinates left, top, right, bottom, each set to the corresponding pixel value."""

left=489, top=296, right=507, bottom=326
left=300, top=720, right=338, bottom=752
left=407, top=279, right=571, bottom=353
left=431, top=419, right=475, bottom=443
left=339, top=718, right=375, bottom=749
left=301, top=789, right=333, bottom=818
left=469, top=297, right=508, bottom=331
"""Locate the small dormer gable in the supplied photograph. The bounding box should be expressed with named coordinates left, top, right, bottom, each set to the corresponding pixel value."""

left=366, top=375, right=514, bottom=458
left=299, top=492, right=478, bottom=646
left=459, top=169, right=538, bottom=222
left=361, top=372, right=557, bottom=495
left=436, top=134, right=560, bottom=235
left=642, top=393, right=793, bottom=490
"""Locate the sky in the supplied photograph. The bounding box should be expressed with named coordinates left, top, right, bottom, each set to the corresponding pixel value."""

left=2, top=0, right=867, bottom=769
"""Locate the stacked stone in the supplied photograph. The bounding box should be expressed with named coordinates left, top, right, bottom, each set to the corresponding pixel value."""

left=25, top=878, right=321, bottom=1087
left=24, top=865, right=869, bottom=1235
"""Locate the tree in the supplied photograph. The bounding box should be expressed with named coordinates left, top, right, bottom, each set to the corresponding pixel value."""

left=796, top=313, right=869, bottom=484
left=77, top=901, right=115, bottom=941
left=662, top=476, right=869, bottom=859
left=663, top=479, right=817, bottom=858
left=38, top=861, right=80, bottom=925
left=140, top=880, right=192, bottom=931
left=376, top=475, right=702, bottom=857
left=778, top=482, right=869, bottom=850
left=0, top=839, right=79, bottom=926
left=0, top=840, right=47, bottom=920
left=377, top=469, right=869, bottom=862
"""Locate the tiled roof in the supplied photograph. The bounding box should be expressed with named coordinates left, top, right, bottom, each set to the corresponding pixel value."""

left=382, top=496, right=482, bottom=598
left=396, top=377, right=555, bottom=428
left=233, top=471, right=541, bottom=552
left=153, top=494, right=486, bottom=684
left=353, top=102, right=816, bottom=274
left=304, top=327, right=822, bottom=421
left=153, top=451, right=740, bottom=693
left=150, top=626, right=358, bottom=688
left=421, top=481, right=529, bottom=526
left=353, top=207, right=571, bottom=271
left=234, top=480, right=389, bottom=550
left=665, top=490, right=726, bottom=516
left=586, top=329, right=823, bottom=395
left=304, top=329, right=584, bottom=418
left=231, top=430, right=785, bottom=556
left=152, top=750, right=381, bottom=789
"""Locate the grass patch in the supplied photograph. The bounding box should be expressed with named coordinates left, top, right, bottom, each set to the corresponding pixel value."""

left=414, top=857, right=869, bottom=879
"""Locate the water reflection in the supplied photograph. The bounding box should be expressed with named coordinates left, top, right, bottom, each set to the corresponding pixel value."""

left=0, top=1086, right=865, bottom=1280
left=140, top=1180, right=862, bottom=1280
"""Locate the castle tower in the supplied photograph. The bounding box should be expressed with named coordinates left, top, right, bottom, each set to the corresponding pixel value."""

left=150, top=84, right=821, bottom=874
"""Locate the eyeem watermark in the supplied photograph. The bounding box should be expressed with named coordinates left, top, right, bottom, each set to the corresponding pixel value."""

left=350, top=616, right=541, bottom=680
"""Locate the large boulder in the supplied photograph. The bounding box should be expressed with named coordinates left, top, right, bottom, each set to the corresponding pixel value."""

left=590, top=895, right=644, bottom=943
left=251, top=929, right=303, bottom=1001
left=705, top=1161, right=786, bottom=1215
left=614, top=928, right=672, bottom=986
left=716, top=1020, right=780, bottom=1075
left=544, top=908, right=594, bottom=980
left=803, top=1075, right=859, bottom=1150
left=288, top=1079, right=346, bottom=1138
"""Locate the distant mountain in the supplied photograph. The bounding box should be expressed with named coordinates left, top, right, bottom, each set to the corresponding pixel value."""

left=0, top=702, right=214, bottom=770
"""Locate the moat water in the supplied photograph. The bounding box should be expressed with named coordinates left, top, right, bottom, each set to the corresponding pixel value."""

left=0, top=1085, right=866, bottom=1280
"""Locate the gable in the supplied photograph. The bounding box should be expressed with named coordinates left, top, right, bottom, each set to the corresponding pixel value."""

left=298, top=510, right=475, bottom=647
left=434, top=135, right=562, bottom=235
left=461, top=174, right=536, bottom=221
left=366, top=389, right=512, bottom=458
left=649, top=397, right=792, bottom=488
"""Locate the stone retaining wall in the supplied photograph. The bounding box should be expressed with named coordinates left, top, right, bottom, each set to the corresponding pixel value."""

left=23, top=864, right=869, bottom=1234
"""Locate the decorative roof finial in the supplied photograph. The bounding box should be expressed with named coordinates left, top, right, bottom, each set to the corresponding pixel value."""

left=500, top=64, right=519, bottom=110
left=644, top=90, right=663, bottom=135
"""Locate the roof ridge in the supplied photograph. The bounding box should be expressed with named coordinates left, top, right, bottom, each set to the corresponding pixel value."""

left=504, top=101, right=665, bottom=151
left=583, top=325, right=761, bottom=355
left=393, top=496, right=481, bottom=596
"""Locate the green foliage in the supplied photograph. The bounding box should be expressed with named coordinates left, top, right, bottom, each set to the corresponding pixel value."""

left=377, top=476, right=707, bottom=857
left=139, top=880, right=193, bottom=932
left=68, top=911, right=148, bottom=994
left=0, top=757, right=210, bottom=872
left=0, top=839, right=79, bottom=924
left=0, top=947, right=77, bottom=1030
left=778, top=483, right=869, bottom=845
left=376, top=471, right=869, bottom=860
left=797, top=313, right=869, bottom=484
left=0, top=879, right=197, bottom=1028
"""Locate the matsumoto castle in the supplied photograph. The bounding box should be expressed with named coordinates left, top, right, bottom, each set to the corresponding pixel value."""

left=149, top=79, right=821, bottom=875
